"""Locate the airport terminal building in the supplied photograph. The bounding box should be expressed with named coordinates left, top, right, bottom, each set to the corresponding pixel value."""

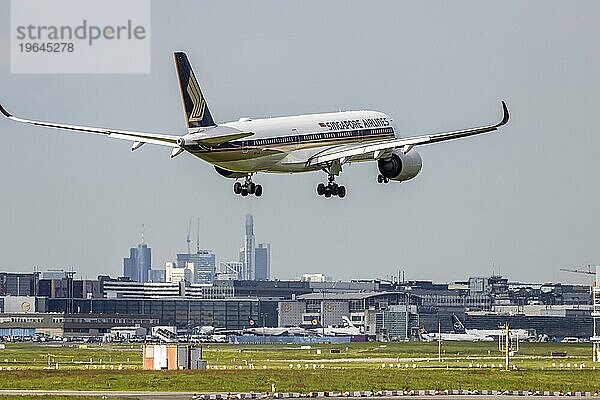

left=0, top=271, right=594, bottom=340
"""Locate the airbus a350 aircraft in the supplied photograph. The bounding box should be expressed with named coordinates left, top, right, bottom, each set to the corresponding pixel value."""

left=0, top=52, right=509, bottom=199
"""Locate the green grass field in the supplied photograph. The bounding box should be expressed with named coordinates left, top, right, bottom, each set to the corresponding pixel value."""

left=0, top=397, right=131, bottom=400
left=0, top=342, right=597, bottom=393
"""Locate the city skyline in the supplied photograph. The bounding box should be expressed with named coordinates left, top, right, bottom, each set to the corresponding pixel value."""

left=1, top=2, right=599, bottom=285
left=120, top=214, right=271, bottom=283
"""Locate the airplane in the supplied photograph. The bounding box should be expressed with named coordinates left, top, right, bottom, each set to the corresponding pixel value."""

left=193, top=325, right=243, bottom=336
left=419, top=327, right=494, bottom=342
left=451, top=314, right=532, bottom=341
left=0, top=51, right=509, bottom=199
left=243, top=318, right=312, bottom=336
left=197, top=325, right=215, bottom=335
left=310, top=316, right=362, bottom=336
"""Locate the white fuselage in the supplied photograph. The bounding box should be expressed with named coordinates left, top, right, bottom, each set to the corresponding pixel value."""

left=184, top=110, right=396, bottom=174
left=465, top=328, right=532, bottom=341
left=244, top=326, right=312, bottom=336
left=421, top=332, right=494, bottom=342
left=319, top=326, right=362, bottom=336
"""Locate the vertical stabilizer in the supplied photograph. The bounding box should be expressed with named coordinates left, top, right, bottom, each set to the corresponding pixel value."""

left=342, top=316, right=356, bottom=328
left=451, top=314, right=466, bottom=333
left=173, top=52, right=216, bottom=129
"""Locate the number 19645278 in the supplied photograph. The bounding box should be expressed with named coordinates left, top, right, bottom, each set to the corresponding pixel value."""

left=19, top=42, right=74, bottom=52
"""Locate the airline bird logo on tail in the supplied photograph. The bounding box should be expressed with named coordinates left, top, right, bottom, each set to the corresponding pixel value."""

left=187, top=77, right=206, bottom=122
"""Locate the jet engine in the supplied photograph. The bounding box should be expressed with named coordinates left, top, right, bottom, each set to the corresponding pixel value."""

left=377, top=149, right=422, bottom=182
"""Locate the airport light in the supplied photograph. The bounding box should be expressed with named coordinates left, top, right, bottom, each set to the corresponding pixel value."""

left=437, top=321, right=441, bottom=362
left=505, top=324, right=509, bottom=371
left=499, top=323, right=519, bottom=371
left=593, top=266, right=600, bottom=362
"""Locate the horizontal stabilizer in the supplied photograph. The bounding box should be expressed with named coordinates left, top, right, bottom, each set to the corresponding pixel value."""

left=199, top=131, right=254, bottom=146
left=181, top=131, right=254, bottom=147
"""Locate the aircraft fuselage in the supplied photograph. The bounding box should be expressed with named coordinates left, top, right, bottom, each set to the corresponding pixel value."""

left=184, top=110, right=396, bottom=174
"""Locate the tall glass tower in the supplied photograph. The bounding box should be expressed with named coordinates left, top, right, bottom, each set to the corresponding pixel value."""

left=255, top=243, right=271, bottom=281
left=123, top=243, right=151, bottom=282
left=243, top=214, right=255, bottom=280
left=176, top=250, right=216, bottom=284
left=123, top=226, right=152, bottom=282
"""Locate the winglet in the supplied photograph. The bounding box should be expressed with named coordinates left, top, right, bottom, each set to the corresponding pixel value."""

left=0, top=102, right=12, bottom=118
left=497, top=100, right=509, bottom=127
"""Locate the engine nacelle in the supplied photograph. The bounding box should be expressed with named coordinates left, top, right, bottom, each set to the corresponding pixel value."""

left=377, top=150, right=422, bottom=182
left=214, top=166, right=246, bottom=179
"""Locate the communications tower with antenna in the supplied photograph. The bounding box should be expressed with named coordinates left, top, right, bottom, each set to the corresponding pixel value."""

left=186, top=219, right=192, bottom=255
left=196, top=217, right=200, bottom=253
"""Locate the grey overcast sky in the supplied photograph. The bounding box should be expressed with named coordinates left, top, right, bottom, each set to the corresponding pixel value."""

left=0, top=1, right=598, bottom=284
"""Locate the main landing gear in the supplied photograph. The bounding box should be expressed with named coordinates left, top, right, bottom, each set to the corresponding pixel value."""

left=377, top=174, right=390, bottom=184
left=234, top=176, right=262, bottom=197
left=317, top=175, right=346, bottom=199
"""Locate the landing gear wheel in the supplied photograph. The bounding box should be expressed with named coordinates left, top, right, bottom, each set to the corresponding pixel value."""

left=234, top=175, right=263, bottom=197
left=384, top=177, right=389, bottom=184
left=377, top=174, right=385, bottom=184
left=318, top=172, right=347, bottom=198
left=234, top=182, right=242, bottom=194
left=317, top=183, right=325, bottom=196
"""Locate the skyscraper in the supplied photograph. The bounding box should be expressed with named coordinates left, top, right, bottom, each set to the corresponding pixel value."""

left=242, top=214, right=256, bottom=280
left=123, top=243, right=152, bottom=282
left=175, top=219, right=216, bottom=284
left=176, top=250, right=216, bottom=284
left=237, top=214, right=271, bottom=281
left=255, top=243, right=271, bottom=281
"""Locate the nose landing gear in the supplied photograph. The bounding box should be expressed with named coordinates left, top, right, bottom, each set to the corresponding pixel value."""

left=377, top=174, right=390, bottom=184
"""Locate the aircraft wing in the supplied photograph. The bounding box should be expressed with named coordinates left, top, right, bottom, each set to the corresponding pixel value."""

left=0, top=102, right=180, bottom=148
left=306, top=101, right=509, bottom=167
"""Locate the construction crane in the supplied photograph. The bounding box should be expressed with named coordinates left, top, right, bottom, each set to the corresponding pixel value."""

left=560, top=265, right=598, bottom=275
left=186, top=218, right=192, bottom=255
